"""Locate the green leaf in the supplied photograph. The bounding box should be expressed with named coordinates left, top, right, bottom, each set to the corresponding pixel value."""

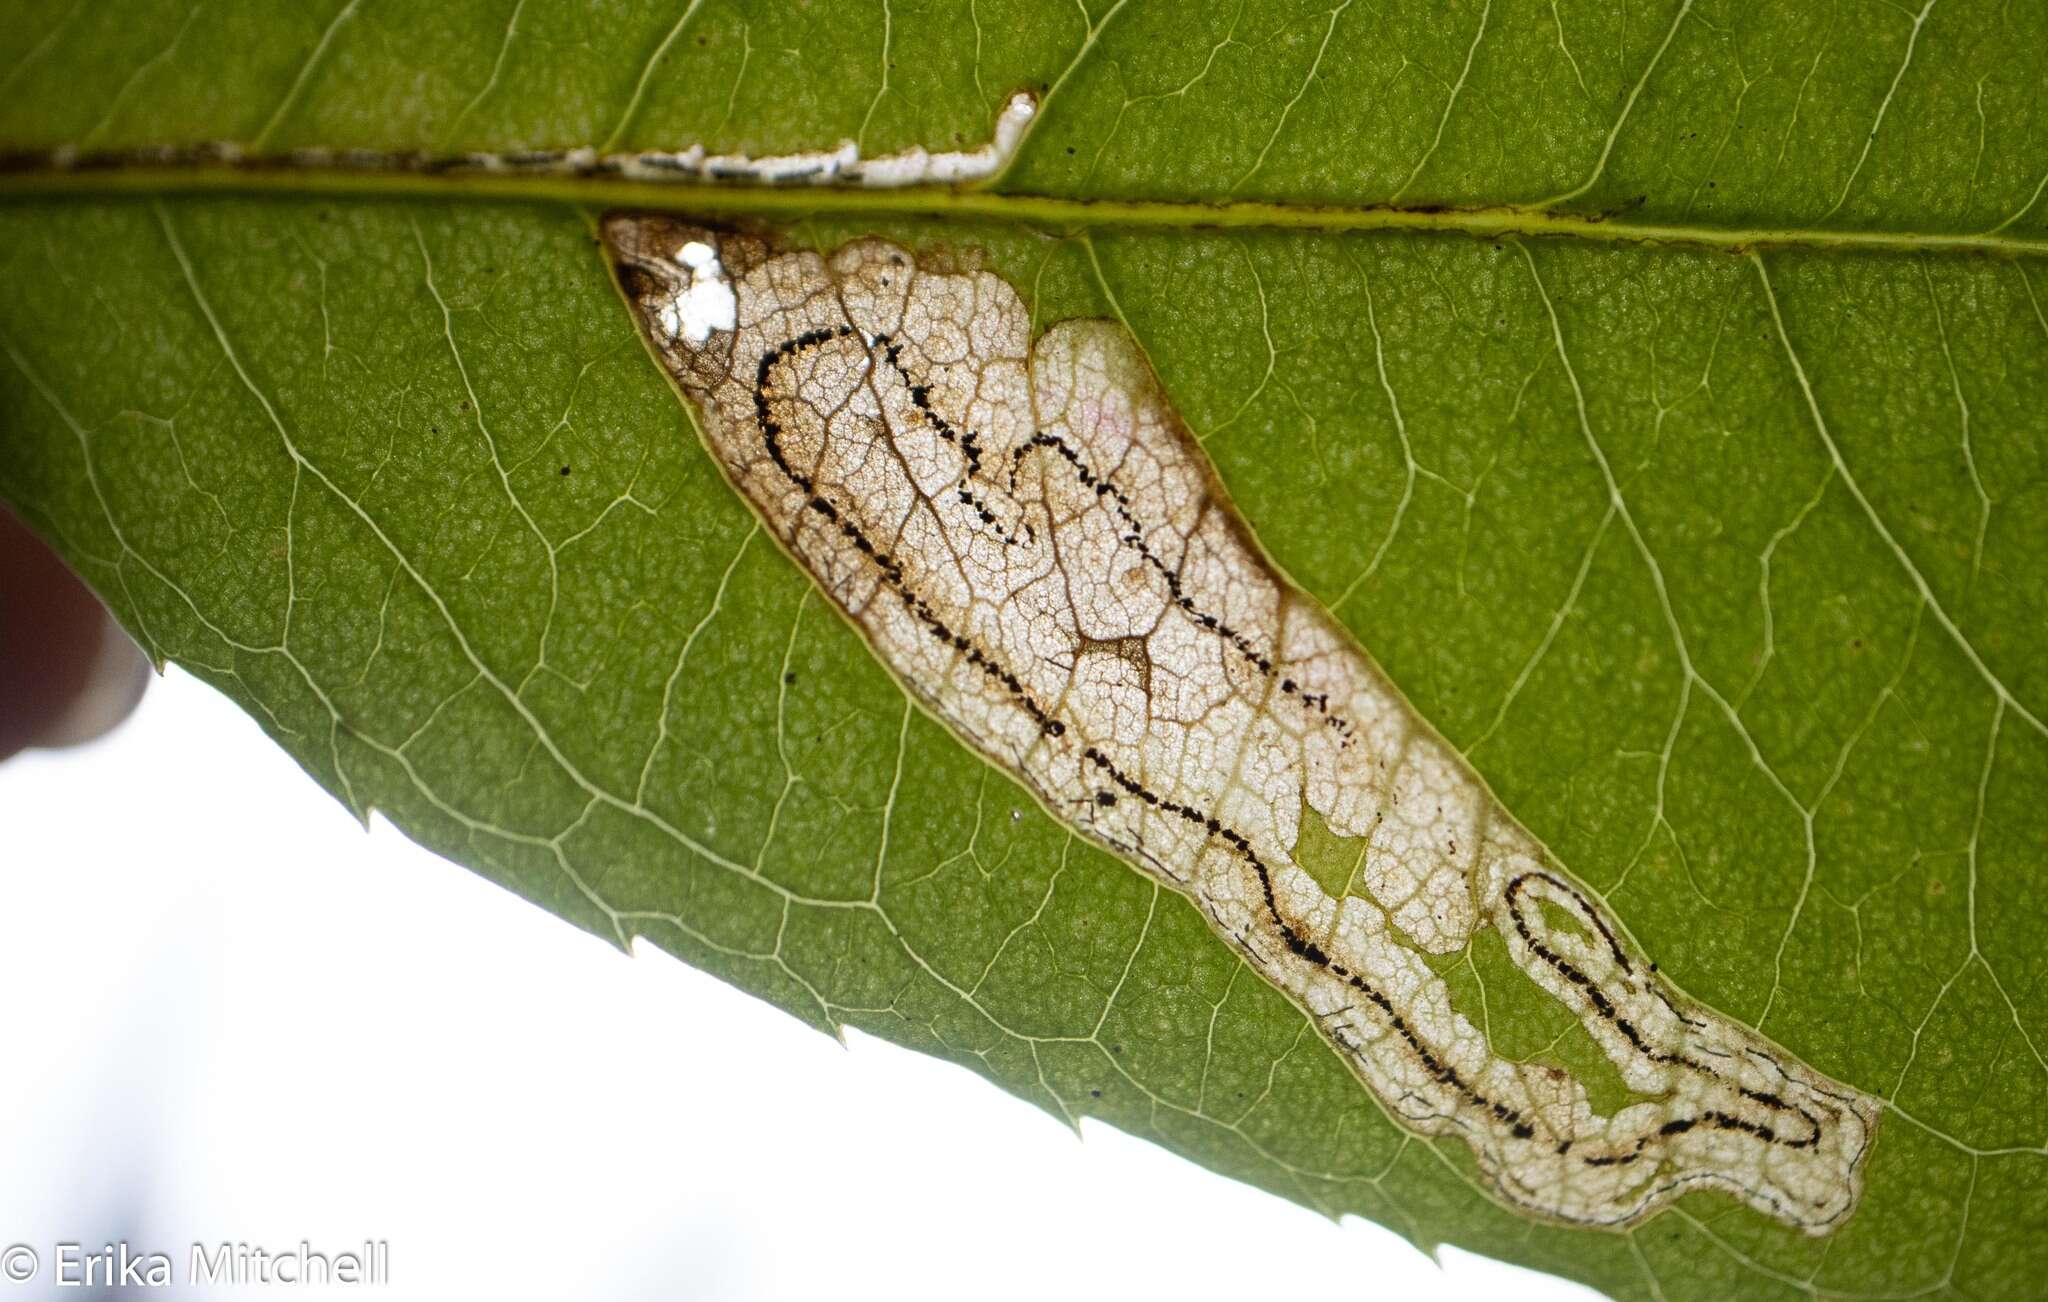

left=3, top=2, right=2044, bottom=1297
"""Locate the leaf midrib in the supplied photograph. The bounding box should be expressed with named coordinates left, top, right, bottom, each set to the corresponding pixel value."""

left=4, top=163, right=2047, bottom=258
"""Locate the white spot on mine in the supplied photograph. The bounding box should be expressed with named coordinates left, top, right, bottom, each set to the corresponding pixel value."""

left=659, top=240, right=735, bottom=342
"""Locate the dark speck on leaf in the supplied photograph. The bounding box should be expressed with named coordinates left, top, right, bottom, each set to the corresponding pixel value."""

left=784, top=672, right=797, bottom=685
left=558, top=465, right=571, bottom=477
left=1089, top=1089, right=1102, bottom=1098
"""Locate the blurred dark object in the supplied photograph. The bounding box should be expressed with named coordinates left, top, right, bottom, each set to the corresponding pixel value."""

left=0, top=503, right=149, bottom=761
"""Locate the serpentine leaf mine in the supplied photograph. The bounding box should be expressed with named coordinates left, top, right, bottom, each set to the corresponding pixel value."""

left=603, top=216, right=1881, bottom=1233
left=18, top=92, right=1037, bottom=189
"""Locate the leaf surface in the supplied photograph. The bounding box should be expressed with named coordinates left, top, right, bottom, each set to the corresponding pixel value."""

left=3, top=3, right=2045, bottom=1297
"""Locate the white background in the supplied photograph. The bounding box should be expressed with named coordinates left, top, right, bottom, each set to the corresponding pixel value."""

left=0, top=667, right=1598, bottom=1300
